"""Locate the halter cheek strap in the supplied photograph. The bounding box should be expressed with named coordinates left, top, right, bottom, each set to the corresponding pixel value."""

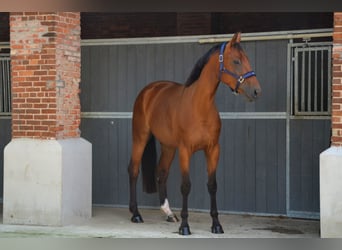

left=219, top=42, right=256, bottom=94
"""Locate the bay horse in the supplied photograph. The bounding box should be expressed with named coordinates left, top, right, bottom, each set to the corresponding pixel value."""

left=128, top=32, right=261, bottom=235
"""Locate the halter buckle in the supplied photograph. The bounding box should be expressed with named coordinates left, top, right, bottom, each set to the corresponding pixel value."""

left=238, top=76, right=245, bottom=84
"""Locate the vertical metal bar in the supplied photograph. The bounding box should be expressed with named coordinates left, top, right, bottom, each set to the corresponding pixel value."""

left=301, top=50, right=306, bottom=112
left=0, top=58, right=4, bottom=112
left=307, top=49, right=311, bottom=112
left=5, top=58, right=9, bottom=112
left=294, top=48, right=299, bottom=114
left=314, top=50, right=318, bottom=112
left=3, top=58, right=8, bottom=112
left=286, top=40, right=293, bottom=216
left=321, top=49, right=324, bottom=112
left=327, top=46, right=332, bottom=114
left=7, top=58, right=11, bottom=112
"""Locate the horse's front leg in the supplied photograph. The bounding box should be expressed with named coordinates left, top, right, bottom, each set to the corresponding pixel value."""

left=178, top=146, right=192, bottom=235
left=205, top=144, right=224, bottom=234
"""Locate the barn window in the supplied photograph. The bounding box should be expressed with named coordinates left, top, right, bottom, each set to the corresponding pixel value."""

left=0, top=53, right=11, bottom=114
left=291, top=42, right=332, bottom=116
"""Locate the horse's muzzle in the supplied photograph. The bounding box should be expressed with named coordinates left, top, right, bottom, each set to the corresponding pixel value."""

left=243, top=85, right=261, bottom=102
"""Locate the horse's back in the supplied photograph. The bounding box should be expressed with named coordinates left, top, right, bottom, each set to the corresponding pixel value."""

left=134, top=81, right=183, bottom=113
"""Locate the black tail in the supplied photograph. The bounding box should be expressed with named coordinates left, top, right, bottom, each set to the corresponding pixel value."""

left=141, top=135, right=157, bottom=193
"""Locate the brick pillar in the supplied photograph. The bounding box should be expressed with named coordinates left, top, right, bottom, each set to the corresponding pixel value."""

left=4, top=12, right=92, bottom=226
left=320, top=12, right=342, bottom=238
left=10, top=12, right=81, bottom=139
left=332, top=12, right=342, bottom=146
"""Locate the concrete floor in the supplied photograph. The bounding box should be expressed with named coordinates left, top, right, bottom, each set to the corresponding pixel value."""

left=0, top=206, right=320, bottom=238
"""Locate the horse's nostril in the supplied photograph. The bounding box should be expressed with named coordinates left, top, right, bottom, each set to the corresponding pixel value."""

left=254, top=89, right=261, bottom=98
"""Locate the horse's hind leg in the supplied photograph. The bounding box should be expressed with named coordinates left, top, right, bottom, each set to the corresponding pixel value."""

left=128, top=159, right=143, bottom=223
left=205, top=144, right=224, bottom=234
left=157, top=145, right=178, bottom=222
left=128, top=130, right=150, bottom=223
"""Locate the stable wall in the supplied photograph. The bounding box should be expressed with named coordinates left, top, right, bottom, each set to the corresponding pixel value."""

left=80, top=33, right=331, bottom=218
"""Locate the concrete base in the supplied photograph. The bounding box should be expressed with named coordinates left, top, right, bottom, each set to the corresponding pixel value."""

left=3, top=138, right=92, bottom=226
left=320, top=146, right=342, bottom=238
left=0, top=207, right=321, bottom=238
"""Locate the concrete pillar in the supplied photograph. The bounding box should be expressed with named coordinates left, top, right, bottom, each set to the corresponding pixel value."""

left=3, top=12, right=92, bottom=226
left=320, top=12, right=342, bottom=237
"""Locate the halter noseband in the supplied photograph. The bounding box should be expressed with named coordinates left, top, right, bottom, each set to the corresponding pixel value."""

left=219, top=42, right=256, bottom=94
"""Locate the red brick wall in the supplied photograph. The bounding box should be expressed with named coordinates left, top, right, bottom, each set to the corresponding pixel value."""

left=10, top=12, right=81, bottom=139
left=176, top=13, right=211, bottom=35
left=332, top=12, right=342, bottom=146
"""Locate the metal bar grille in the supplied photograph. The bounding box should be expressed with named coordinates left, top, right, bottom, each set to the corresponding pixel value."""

left=293, top=45, right=331, bottom=115
left=0, top=54, right=11, bottom=113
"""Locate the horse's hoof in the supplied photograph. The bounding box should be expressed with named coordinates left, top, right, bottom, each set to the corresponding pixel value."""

left=179, top=225, right=191, bottom=235
left=211, top=224, right=224, bottom=234
left=166, top=214, right=179, bottom=222
left=131, top=214, right=144, bottom=223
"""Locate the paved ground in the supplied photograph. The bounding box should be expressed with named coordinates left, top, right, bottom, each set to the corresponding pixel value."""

left=0, top=206, right=320, bottom=238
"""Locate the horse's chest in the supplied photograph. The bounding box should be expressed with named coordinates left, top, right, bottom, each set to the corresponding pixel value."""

left=183, top=121, right=220, bottom=148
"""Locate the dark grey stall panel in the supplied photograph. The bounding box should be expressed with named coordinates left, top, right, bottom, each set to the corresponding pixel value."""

left=254, top=119, right=287, bottom=214
left=80, top=118, right=132, bottom=205
left=81, top=117, right=286, bottom=215
left=220, top=119, right=286, bottom=214
left=220, top=119, right=257, bottom=212
left=290, top=119, right=330, bottom=213
left=0, top=118, right=11, bottom=199
left=81, top=40, right=288, bottom=113
left=254, top=40, right=288, bottom=112
left=81, top=43, right=211, bottom=113
left=80, top=118, right=165, bottom=207
left=80, top=117, right=208, bottom=209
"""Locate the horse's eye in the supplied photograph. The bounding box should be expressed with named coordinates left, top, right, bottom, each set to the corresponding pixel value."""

left=233, top=60, right=241, bottom=65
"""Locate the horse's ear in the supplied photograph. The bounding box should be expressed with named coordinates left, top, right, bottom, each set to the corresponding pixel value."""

left=229, top=32, right=241, bottom=47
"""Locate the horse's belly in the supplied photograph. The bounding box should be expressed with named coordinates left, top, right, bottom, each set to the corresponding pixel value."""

left=150, top=121, right=178, bottom=147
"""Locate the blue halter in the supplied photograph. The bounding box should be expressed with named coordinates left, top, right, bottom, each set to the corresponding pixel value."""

left=219, top=42, right=256, bottom=94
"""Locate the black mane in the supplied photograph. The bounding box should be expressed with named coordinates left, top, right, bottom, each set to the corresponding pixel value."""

left=184, top=43, right=221, bottom=87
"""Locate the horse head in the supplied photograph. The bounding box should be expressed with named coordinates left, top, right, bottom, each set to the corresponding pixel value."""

left=219, top=32, right=262, bottom=102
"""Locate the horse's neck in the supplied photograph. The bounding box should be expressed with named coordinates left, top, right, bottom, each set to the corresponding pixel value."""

left=190, top=55, right=220, bottom=107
